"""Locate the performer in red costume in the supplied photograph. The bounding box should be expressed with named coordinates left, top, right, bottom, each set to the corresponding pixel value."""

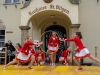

left=35, top=48, right=45, bottom=65
left=15, top=43, right=22, bottom=66
left=48, top=31, right=59, bottom=66
left=4, top=36, right=42, bottom=70
left=59, top=46, right=71, bottom=65
left=15, top=43, right=22, bottom=56
left=60, top=32, right=100, bottom=71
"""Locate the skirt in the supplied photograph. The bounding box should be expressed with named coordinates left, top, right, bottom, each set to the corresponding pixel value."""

left=48, top=46, right=58, bottom=52
left=74, top=48, right=90, bottom=59
left=16, top=52, right=32, bottom=62
left=59, top=57, right=64, bottom=62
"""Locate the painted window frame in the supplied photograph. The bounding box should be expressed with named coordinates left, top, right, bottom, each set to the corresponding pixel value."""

left=4, top=0, right=20, bottom=4
left=0, top=29, right=6, bottom=47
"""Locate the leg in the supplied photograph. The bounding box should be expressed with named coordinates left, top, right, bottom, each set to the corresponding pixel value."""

left=73, top=57, right=81, bottom=67
left=53, top=53, right=56, bottom=66
left=37, top=57, right=42, bottom=65
left=67, top=57, right=70, bottom=63
left=28, top=55, right=35, bottom=68
left=4, top=59, right=18, bottom=69
left=50, top=53, right=53, bottom=65
left=88, top=55, right=100, bottom=63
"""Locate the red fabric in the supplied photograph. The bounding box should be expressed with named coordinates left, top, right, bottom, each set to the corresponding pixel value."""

left=16, top=48, right=22, bottom=54
left=74, top=53, right=90, bottom=59
left=48, top=36, right=59, bottom=47
left=64, top=37, right=86, bottom=52
left=21, top=41, right=36, bottom=55
left=35, top=52, right=45, bottom=61
left=30, top=48, right=35, bottom=55
left=60, top=50, right=69, bottom=61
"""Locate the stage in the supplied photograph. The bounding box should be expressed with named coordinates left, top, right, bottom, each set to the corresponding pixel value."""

left=0, top=65, right=100, bottom=75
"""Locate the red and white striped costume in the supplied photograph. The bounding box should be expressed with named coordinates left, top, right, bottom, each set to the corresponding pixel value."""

left=48, top=36, right=59, bottom=52
left=16, top=41, right=36, bottom=62
left=64, top=37, right=90, bottom=59
left=59, top=50, right=69, bottom=62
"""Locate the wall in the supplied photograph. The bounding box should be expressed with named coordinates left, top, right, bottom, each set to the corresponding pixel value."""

left=79, top=0, right=100, bottom=63
left=0, top=0, right=25, bottom=46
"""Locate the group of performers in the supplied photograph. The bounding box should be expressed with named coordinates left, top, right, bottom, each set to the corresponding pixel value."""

left=3, top=31, right=100, bottom=71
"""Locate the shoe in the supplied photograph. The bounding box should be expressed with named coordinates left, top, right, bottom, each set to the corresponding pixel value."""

left=51, top=63, right=53, bottom=66
left=53, top=63, right=56, bottom=66
left=28, top=67, right=34, bottom=70
left=76, top=67, right=82, bottom=71
left=50, top=63, right=51, bottom=66
left=63, top=63, right=68, bottom=66
left=3, top=66, right=6, bottom=70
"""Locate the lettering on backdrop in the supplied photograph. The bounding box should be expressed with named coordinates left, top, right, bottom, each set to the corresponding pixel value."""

left=28, top=5, right=69, bottom=16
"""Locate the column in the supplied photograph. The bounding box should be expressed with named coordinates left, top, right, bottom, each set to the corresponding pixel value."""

left=19, top=26, right=30, bottom=45
left=70, top=24, right=80, bottom=65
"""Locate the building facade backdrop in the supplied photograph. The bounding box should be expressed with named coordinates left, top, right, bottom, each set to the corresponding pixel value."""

left=0, top=0, right=100, bottom=63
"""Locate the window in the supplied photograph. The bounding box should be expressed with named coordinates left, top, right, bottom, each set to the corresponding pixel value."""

left=5, top=0, right=19, bottom=4
left=0, top=30, right=5, bottom=47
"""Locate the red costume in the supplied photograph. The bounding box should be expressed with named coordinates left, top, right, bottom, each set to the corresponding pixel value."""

left=21, top=41, right=36, bottom=55
left=30, top=48, right=35, bottom=55
left=64, top=37, right=90, bottom=59
left=48, top=36, right=59, bottom=52
left=16, top=48, right=22, bottom=54
left=35, top=51, right=45, bottom=62
left=59, top=50, right=69, bottom=62
left=16, top=41, right=37, bottom=62
left=64, top=37, right=86, bottom=52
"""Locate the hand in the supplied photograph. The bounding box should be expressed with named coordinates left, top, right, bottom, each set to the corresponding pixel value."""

left=38, top=41, right=43, bottom=45
left=40, top=41, right=43, bottom=45
left=59, top=38, right=64, bottom=41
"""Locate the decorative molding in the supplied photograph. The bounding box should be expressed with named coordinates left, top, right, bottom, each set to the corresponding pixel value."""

left=43, top=0, right=53, bottom=3
left=19, top=26, right=30, bottom=30
left=70, top=24, right=80, bottom=28
left=0, top=19, right=6, bottom=29
left=6, top=31, right=13, bottom=33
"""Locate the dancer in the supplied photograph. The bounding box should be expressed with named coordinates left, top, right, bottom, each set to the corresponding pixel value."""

left=48, top=31, right=59, bottom=66
left=3, top=36, right=42, bottom=70
left=59, top=46, right=71, bottom=65
left=35, top=48, right=45, bottom=65
left=15, top=43, right=22, bottom=56
left=15, top=43, right=22, bottom=66
left=61, top=32, right=100, bottom=71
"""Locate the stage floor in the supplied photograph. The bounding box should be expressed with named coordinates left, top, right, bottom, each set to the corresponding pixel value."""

left=0, top=65, right=100, bottom=75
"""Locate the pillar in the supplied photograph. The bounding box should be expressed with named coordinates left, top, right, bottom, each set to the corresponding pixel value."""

left=19, top=26, right=30, bottom=45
